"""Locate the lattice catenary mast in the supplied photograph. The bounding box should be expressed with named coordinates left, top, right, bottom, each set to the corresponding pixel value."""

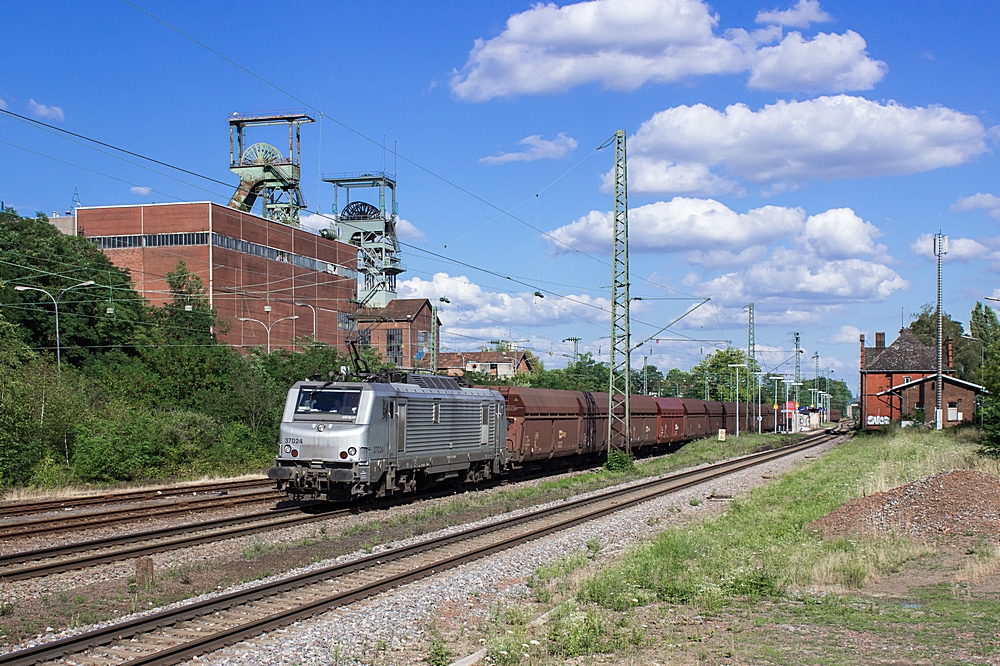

left=608, top=130, right=631, bottom=456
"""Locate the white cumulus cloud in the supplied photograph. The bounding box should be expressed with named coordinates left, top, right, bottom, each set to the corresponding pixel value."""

left=450, top=0, right=884, bottom=100
left=480, top=133, right=578, bottom=164
left=129, top=186, right=151, bottom=196
left=910, top=233, right=991, bottom=263
left=951, top=192, right=1000, bottom=220
left=28, top=99, right=64, bottom=121
left=749, top=31, right=886, bottom=92
left=548, top=198, right=907, bottom=314
left=618, top=157, right=743, bottom=196
left=823, top=324, right=864, bottom=344
left=628, top=95, right=987, bottom=192
left=800, top=208, right=886, bottom=259
left=548, top=197, right=805, bottom=254
left=399, top=272, right=610, bottom=342
left=700, top=247, right=908, bottom=306
left=756, top=0, right=832, bottom=28
left=395, top=217, right=425, bottom=241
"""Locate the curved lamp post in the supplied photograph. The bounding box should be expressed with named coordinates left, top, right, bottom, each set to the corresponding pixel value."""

left=238, top=315, right=299, bottom=353
left=294, top=302, right=318, bottom=340
left=15, top=280, right=96, bottom=371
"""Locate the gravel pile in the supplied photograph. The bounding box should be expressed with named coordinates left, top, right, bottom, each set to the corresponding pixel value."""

left=811, top=469, right=1000, bottom=541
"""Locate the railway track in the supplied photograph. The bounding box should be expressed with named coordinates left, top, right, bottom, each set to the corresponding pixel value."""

left=0, top=490, right=284, bottom=539
left=0, top=425, right=847, bottom=666
left=0, top=505, right=340, bottom=581
left=0, top=479, right=272, bottom=519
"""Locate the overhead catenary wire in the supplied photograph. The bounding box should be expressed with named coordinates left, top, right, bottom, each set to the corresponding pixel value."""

left=120, top=0, right=698, bottom=299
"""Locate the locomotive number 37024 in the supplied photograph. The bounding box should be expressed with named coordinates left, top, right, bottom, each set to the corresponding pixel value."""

left=284, top=437, right=303, bottom=445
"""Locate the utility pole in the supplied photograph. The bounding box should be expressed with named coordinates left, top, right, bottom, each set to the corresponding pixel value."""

left=563, top=337, right=582, bottom=363
left=642, top=355, right=648, bottom=395
left=812, top=351, right=819, bottom=408
left=934, top=232, right=947, bottom=430
left=430, top=305, right=438, bottom=373
left=793, top=332, right=801, bottom=432
left=747, top=303, right=755, bottom=433
left=608, top=130, right=631, bottom=456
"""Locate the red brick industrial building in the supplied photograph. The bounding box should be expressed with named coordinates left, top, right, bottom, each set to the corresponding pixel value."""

left=77, top=202, right=359, bottom=352
left=859, top=329, right=984, bottom=428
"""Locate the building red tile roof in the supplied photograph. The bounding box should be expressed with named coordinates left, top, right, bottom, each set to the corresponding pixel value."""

left=863, top=329, right=950, bottom=373
left=355, top=298, right=432, bottom=322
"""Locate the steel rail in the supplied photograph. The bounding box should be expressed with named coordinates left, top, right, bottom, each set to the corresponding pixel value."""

left=0, top=426, right=846, bottom=666
left=0, top=491, right=282, bottom=538
left=0, top=479, right=272, bottom=518
left=0, top=509, right=343, bottom=581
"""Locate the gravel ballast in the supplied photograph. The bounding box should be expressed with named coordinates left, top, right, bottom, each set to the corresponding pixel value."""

left=188, top=437, right=843, bottom=666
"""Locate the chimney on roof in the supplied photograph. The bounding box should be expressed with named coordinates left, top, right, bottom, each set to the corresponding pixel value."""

left=859, top=333, right=866, bottom=370
left=947, top=336, right=953, bottom=369
left=875, top=332, right=885, bottom=348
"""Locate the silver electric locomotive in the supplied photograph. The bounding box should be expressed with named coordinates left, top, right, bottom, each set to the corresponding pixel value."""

left=267, top=374, right=507, bottom=501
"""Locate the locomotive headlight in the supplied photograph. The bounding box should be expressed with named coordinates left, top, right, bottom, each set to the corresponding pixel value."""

left=283, top=444, right=291, bottom=454
left=348, top=447, right=357, bottom=456
left=317, top=425, right=326, bottom=433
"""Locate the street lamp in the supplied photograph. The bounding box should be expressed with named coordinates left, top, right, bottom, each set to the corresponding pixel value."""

left=238, top=315, right=299, bottom=353
left=790, top=381, right=803, bottom=432
left=15, top=280, right=96, bottom=371
left=727, top=363, right=746, bottom=437
left=294, top=302, right=317, bottom=340
left=753, top=371, right=765, bottom=433
left=768, top=375, right=783, bottom=433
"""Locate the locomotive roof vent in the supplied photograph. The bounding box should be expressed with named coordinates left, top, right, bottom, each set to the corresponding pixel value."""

left=406, top=374, right=463, bottom=391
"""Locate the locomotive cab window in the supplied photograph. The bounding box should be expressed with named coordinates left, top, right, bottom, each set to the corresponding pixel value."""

left=295, top=388, right=362, bottom=420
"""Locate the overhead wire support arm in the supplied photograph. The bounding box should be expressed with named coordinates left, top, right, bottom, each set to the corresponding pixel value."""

left=630, top=298, right=711, bottom=352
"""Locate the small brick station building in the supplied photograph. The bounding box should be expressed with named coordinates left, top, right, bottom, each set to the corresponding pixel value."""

left=859, top=329, right=984, bottom=429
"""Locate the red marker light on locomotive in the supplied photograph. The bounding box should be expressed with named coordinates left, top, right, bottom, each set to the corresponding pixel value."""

left=290, top=449, right=298, bottom=458
left=340, top=451, right=348, bottom=459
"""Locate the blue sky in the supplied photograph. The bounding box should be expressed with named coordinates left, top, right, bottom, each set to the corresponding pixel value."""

left=3, top=0, right=999, bottom=391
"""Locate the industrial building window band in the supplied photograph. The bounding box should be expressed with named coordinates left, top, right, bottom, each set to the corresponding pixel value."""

left=88, top=232, right=358, bottom=280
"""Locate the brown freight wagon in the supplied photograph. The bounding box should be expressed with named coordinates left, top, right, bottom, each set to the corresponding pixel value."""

left=496, top=387, right=582, bottom=464
left=680, top=399, right=709, bottom=439
left=706, top=401, right=725, bottom=434
left=578, top=391, right=610, bottom=455
left=653, top=397, right=685, bottom=444
left=630, top=395, right=659, bottom=451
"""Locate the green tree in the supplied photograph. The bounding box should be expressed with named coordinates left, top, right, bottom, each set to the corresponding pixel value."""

left=970, top=301, right=1000, bottom=348
left=689, top=348, right=760, bottom=402
left=977, top=397, right=1000, bottom=462
left=909, top=304, right=980, bottom=383
left=0, top=208, right=148, bottom=365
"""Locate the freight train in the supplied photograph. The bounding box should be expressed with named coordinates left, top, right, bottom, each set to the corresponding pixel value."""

left=266, top=372, right=834, bottom=502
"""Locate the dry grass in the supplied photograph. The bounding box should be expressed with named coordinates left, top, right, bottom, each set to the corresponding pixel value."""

left=0, top=472, right=266, bottom=503
left=955, top=542, right=1000, bottom=584
left=857, top=429, right=994, bottom=497
left=806, top=535, right=930, bottom=593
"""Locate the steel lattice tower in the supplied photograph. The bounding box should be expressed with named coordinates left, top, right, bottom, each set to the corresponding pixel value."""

left=608, top=130, right=631, bottom=456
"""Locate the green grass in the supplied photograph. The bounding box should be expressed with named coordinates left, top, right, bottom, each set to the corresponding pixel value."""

left=580, top=427, right=990, bottom=612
